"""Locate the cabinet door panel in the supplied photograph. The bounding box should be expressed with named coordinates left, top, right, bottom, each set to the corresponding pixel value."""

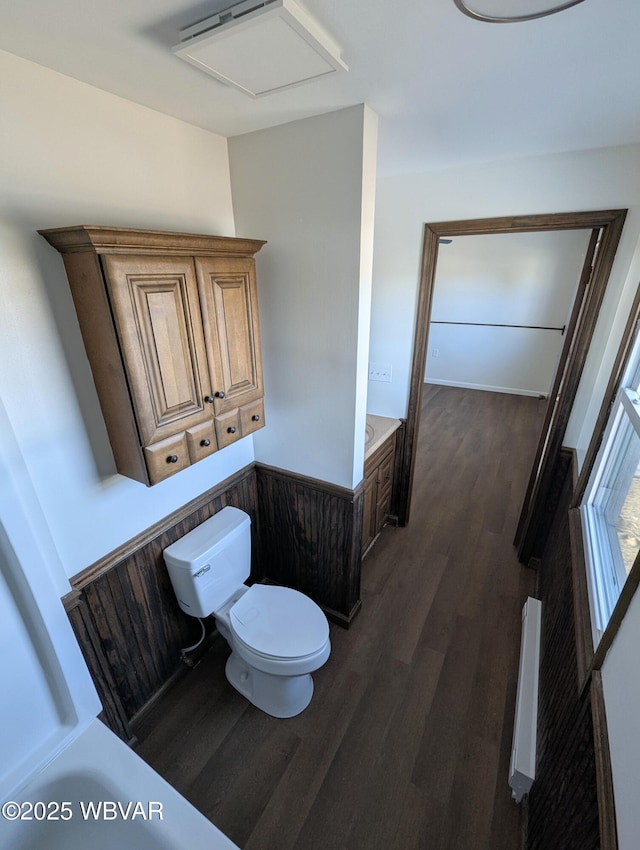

left=103, top=256, right=212, bottom=445
left=195, top=258, right=263, bottom=414
left=377, top=451, right=394, bottom=490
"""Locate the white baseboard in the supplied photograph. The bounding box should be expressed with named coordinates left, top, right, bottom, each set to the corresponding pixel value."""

left=425, top=378, right=547, bottom=399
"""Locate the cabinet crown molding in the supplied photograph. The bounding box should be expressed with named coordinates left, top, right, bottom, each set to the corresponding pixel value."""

left=38, top=225, right=266, bottom=258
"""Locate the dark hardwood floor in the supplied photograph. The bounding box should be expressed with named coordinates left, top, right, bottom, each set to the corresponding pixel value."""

left=134, top=384, right=547, bottom=850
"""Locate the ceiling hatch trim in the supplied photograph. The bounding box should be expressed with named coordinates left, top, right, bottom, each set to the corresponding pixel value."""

left=172, top=0, right=348, bottom=98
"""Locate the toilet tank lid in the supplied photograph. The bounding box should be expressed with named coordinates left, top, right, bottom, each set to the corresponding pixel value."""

left=163, top=506, right=250, bottom=569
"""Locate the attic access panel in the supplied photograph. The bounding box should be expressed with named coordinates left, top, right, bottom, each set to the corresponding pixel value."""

left=173, top=0, right=348, bottom=98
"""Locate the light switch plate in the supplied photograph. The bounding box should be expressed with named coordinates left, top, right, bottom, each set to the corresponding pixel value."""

left=369, top=363, right=392, bottom=382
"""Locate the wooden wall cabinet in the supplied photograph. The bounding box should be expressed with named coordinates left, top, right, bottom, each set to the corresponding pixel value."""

left=40, top=226, right=266, bottom=485
left=362, top=431, right=396, bottom=556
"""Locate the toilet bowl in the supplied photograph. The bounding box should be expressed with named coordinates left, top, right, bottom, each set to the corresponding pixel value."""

left=215, top=584, right=330, bottom=717
left=163, top=507, right=331, bottom=718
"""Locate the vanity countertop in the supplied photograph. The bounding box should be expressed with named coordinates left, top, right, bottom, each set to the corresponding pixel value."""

left=365, top=414, right=401, bottom=460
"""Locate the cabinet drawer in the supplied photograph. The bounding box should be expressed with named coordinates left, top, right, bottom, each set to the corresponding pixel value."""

left=240, top=399, right=265, bottom=436
left=186, top=422, right=218, bottom=462
left=144, top=433, right=190, bottom=484
left=215, top=410, right=242, bottom=449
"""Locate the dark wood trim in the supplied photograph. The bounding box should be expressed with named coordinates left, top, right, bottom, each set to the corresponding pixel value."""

left=564, top=280, right=640, bottom=690
left=320, top=599, right=362, bottom=628
left=572, top=281, right=640, bottom=508
left=590, top=549, right=640, bottom=675
left=255, top=461, right=363, bottom=501
left=62, top=587, right=82, bottom=612
left=389, top=419, right=406, bottom=523
left=398, top=225, right=439, bottom=524
left=516, top=213, right=626, bottom=562
left=423, top=209, right=627, bottom=236
left=69, top=463, right=256, bottom=589
left=398, top=208, right=628, bottom=555
left=567, top=453, right=640, bottom=691
left=66, top=595, right=134, bottom=742
left=514, top=227, right=600, bottom=547
left=591, top=670, right=619, bottom=850
left=569, top=506, right=595, bottom=689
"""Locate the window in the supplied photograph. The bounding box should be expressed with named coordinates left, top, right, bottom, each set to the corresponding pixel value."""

left=581, top=331, right=640, bottom=645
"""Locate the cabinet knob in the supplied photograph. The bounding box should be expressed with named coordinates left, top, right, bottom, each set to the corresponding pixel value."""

left=227, top=426, right=237, bottom=434
left=252, top=414, right=260, bottom=422
left=167, top=455, right=179, bottom=464
left=204, top=395, right=214, bottom=404
left=200, top=439, right=211, bottom=447
left=215, top=391, right=226, bottom=399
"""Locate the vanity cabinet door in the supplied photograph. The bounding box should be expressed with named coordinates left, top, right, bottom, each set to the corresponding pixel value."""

left=102, top=255, right=213, bottom=446
left=195, top=257, right=263, bottom=416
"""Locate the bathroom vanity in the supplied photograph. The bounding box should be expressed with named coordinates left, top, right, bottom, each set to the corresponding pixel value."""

left=363, top=415, right=401, bottom=555
left=39, top=226, right=266, bottom=485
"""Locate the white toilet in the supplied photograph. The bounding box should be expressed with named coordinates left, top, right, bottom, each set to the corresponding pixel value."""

left=163, top=506, right=331, bottom=718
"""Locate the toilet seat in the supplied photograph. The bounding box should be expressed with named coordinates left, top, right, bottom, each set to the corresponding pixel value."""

left=229, top=584, right=329, bottom=660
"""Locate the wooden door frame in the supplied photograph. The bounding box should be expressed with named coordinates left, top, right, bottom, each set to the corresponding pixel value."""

left=397, top=209, right=627, bottom=563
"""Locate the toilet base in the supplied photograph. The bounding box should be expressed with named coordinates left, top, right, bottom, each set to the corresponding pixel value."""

left=225, top=651, right=314, bottom=718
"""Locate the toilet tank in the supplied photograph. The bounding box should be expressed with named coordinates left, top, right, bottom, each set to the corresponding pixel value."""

left=163, top=507, right=251, bottom=618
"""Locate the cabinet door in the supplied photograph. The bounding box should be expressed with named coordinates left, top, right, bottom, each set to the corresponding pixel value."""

left=195, top=257, right=263, bottom=415
left=102, top=256, right=213, bottom=446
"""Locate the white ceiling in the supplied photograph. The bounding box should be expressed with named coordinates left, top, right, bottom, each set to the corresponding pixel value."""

left=1, top=0, right=639, bottom=176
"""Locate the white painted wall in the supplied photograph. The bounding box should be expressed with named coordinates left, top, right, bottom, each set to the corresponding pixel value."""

left=367, top=144, right=640, bottom=457
left=228, top=105, right=378, bottom=490
left=426, top=230, right=591, bottom=396
left=0, top=50, right=249, bottom=584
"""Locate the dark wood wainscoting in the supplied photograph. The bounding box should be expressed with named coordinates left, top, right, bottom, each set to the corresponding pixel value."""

left=255, top=463, right=364, bottom=627
left=63, top=462, right=365, bottom=741
left=63, top=465, right=260, bottom=742
left=527, top=452, right=602, bottom=850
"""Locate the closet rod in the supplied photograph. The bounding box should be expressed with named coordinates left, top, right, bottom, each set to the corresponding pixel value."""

left=431, top=320, right=565, bottom=333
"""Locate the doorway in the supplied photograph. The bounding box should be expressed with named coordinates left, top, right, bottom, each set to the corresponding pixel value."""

left=396, top=209, right=627, bottom=564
